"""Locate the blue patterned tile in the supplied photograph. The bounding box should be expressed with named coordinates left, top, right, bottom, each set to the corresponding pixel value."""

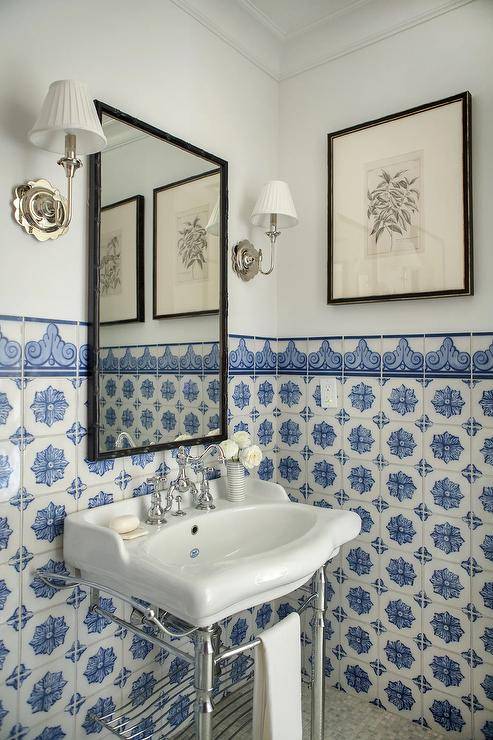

left=343, top=338, right=381, bottom=377
left=307, top=338, right=343, bottom=376
left=203, top=342, right=220, bottom=373
left=425, top=335, right=471, bottom=379
left=425, top=469, right=471, bottom=518
left=228, top=336, right=255, bottom=375
left=380, top=672, right=423, bottom=720
left=19, top=657, right=74, bottom=719
left=254, top=338, right=277, bottom=375
left=424, top=425, right=469, bottom=473
left=424, top=513, right=470, bottom=566
left=423, top=688, right=472, bottom=736
left=382, top=378, right=423, bottom=422
left=344, top=378, right=380, bottom=418
left=381, top=336, right=424, bottom=378
left=180, top=343, right=203, bottom=375
left=24, top=322, right=77, bottom=377
left=277, top=375, right=307, bottom=414
left=425, top=379, right=471, bottom=425
left=344, top=422, right=379, bottom=462
left=277, top=339, right=307, bottom=376
left=307, top=454, right=341, bottom=496
left=156, top=345, right=180, bottom=374
left=381, top=464, right=422, bottom=509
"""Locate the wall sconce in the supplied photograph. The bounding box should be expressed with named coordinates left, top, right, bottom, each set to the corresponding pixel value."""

left=232, top=180, right=298, bottom=281
left=13, top=80, right=106, bottom=241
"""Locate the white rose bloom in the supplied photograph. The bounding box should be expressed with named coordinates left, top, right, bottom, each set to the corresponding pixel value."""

left=220, top=438, right=239, bottom=460
left=239, top=444, right=263, bottom=470
left=233, top=430, right=251, bottom=449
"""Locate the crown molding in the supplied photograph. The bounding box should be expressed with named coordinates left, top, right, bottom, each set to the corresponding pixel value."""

left=236, top=0, right=374, bottom=40
left=168, top=0, right=281, bottom=79
left=169, top=0, right=476, bottom=83
left=235, top=0, right=286, bottom=39
left=280, top=0, right=476, bottom=80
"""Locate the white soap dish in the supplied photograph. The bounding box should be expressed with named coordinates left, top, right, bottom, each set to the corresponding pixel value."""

left=121, top=526, right=149, bottom=540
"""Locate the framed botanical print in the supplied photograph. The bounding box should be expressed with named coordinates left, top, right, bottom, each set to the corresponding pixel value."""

left=328, top=91, right=472, bottom=303
left=153, top=169, right=220, bottom=319
left=100, top=195, right=145, bottom=324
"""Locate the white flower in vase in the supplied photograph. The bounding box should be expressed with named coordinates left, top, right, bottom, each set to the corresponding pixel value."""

left=220, top=438, right=240, bottom=460
left=239, top=444, right=263, bottom=470
left=232, top=431, right=251, bottom=449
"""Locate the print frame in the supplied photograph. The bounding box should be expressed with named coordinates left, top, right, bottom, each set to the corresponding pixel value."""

left=328, top=91, right=473, bottom=304
left=153, top=169, right=221, bottom=320
left=100, top=194, right=145, bottom=325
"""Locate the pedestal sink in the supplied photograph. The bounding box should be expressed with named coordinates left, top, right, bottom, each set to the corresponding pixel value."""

left=64, top=478, right=361, bottom=626
left=61, top=478, right=361, bottom=740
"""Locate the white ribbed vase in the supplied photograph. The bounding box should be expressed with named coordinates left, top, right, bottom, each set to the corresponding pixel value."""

left=226, top=461, right=246, bottom=502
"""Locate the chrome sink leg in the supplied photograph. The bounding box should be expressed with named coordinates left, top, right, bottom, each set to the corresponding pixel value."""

left=195, top=625, right=218, bottom=739
left=311, top=565, right=326, bottom=740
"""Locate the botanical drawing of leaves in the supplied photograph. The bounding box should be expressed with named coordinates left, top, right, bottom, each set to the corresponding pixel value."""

left=368, top=165, right=420, bottom=243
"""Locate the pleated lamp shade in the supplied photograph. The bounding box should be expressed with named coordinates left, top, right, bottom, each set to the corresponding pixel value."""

left=250, top=180, right=298, bottom=229
left=28, top=80, right=106, bottom=155
left=206, top=197, right=220, bottom=236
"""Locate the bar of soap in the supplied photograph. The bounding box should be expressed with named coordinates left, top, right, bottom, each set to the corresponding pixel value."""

left=109, top=514, right=140, bottom=534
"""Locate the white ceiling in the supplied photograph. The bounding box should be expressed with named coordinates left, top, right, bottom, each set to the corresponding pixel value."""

left=239, top=0, right=371, bottom=37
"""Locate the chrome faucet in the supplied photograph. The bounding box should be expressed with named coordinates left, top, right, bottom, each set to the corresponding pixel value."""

left=167, top=447, right=199, bottom=509
left=167, top=444, right=225, bottom=513
left=193, top=444, right=225, bottom=511
left=116, top=431, right=136, bottom=449
left=196, top=467, right=216, bottom=511
left=145, top=474, right=172, bottom=525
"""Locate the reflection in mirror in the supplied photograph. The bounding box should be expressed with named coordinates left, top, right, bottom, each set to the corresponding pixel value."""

left=89, top=103, right=227, bottom=459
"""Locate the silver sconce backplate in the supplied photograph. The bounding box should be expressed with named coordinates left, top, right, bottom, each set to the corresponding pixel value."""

left=13, top=179, right=68, bottom=241
left=232, top=239, right=260, bottom=282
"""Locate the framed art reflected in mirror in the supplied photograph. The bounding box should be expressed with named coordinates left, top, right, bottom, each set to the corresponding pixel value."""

left=153, top=170, right=220, bottom=319
left=100, top=195, right=144, bottom=325
left=328, top=91, right=472, bottom=304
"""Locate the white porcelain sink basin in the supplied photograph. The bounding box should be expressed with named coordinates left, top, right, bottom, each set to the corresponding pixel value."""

left=64, top=479, right=360, bottom=626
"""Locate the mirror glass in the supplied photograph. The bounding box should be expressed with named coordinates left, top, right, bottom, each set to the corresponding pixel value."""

left=89, top=103, right=227, bottom=458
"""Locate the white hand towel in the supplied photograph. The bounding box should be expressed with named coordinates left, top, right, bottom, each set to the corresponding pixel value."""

left=252, top=612, right=302, bottom=740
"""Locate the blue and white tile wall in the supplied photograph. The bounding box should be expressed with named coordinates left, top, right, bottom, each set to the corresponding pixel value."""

left=99, top=342, right=221, bottom=451
left=228, top=332, right=493, bottom=738
left=2, top=319, right=493, bottom=737
left=0, top=317, right=269, bottom=738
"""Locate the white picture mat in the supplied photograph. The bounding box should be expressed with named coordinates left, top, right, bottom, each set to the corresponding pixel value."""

left=155, top=172, right=220, bottom=316
left=332, top=100, right=464, bottom=299
left=100, top=200, right=138, bottom=322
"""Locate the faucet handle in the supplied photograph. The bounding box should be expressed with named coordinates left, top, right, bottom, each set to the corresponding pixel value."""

left=195, top=467, right=215, bottom=511
left=171, top=495, right=187, bottom=517
left=146, top=475, right=166, bottom=493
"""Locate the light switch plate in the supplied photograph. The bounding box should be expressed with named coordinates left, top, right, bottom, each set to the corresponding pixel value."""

left=320, top=377, right=338, bottom=409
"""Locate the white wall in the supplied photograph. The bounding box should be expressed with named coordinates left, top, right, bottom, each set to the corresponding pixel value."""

left=278, top=0, right=493, bottom=336
left=0, top=0, right=279, bottom=336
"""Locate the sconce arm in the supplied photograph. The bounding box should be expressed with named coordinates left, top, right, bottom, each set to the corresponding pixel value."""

left=258, top=214, right=280, bottom=276
left=56, top=134, right=82, bottom=228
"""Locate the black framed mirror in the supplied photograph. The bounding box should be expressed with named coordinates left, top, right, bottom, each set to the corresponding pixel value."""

left=88, top=101, right=228, bottom=459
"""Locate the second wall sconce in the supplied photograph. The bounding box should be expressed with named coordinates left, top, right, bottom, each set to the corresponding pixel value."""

left=232, top=180, right=298, bottom=281
left=13, top=79, right=106, bottom=241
